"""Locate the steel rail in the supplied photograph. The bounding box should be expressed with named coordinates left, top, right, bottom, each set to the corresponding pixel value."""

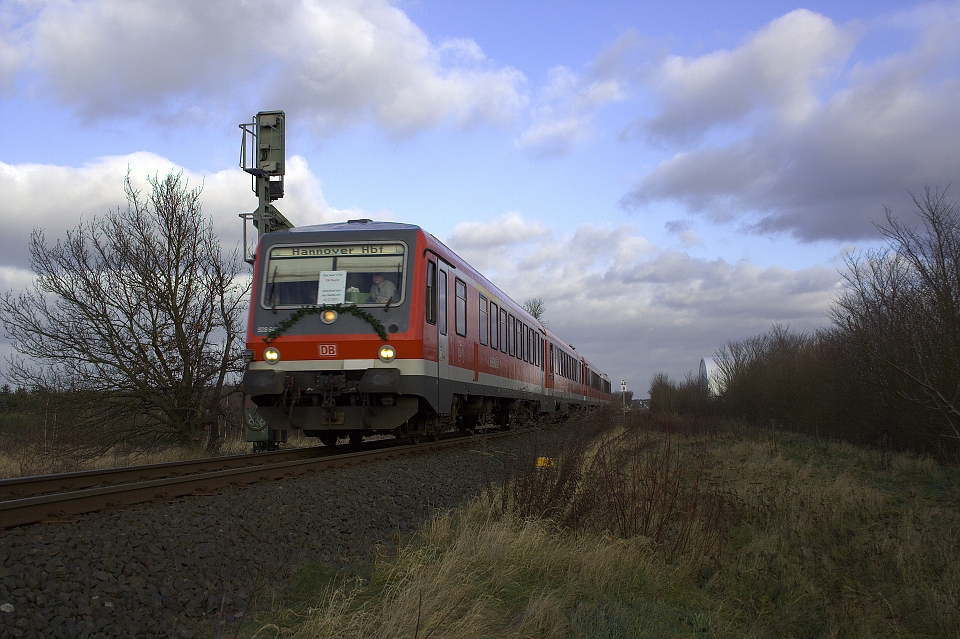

left=0, top=439, right=403, bottom=502
left=0, top=430, right=514, bottom=530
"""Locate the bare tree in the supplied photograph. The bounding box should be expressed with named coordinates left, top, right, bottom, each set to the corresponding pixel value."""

left=0, top=172, right=249, bottom=452
left=832, top=185, right=960, bottom=451
left=523, top=297, right=547, bottom=326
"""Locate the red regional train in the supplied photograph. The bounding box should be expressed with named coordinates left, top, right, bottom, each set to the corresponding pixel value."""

left=241, top=219, right=611, bottom=449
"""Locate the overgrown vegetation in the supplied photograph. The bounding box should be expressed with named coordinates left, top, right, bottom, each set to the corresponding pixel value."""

left=0, top=386, right=252, bottom=477
left=654, top=186, right=960, bottom=460
left=649, top=371, right=712, bottom=416
left=245, top=411, right=960, bottom=638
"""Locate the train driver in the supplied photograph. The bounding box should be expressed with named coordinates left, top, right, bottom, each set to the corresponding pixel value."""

left=370, top=273, right=397, bottom=303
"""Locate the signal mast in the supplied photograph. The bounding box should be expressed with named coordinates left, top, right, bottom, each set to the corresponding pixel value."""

left=239, top=110, right=293, bottom=262
left=239, top=111, right=294, bottom=450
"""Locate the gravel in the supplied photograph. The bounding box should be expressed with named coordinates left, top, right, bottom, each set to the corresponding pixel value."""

left=0, top=423, right=579, bottom=638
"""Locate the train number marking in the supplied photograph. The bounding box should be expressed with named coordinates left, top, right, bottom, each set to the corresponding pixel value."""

left=318, top=344, right=338, bottom=357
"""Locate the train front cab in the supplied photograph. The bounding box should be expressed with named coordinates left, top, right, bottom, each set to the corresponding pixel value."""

left=242, top=222, right=442, bottom=448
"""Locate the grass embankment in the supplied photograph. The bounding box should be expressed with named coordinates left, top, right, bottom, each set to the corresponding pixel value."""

left=0, top=419, right=313, bottom=478
left=248, top=411, right=960, bottom=638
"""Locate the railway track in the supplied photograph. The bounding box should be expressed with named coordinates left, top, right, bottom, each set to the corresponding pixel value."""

left=0, top=429, right=514, bottom=530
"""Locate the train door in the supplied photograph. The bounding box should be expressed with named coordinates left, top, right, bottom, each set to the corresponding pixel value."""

left=537, top=331, right=546, bottom=395
left=546, top=342, right=554, bottom=391
left=437, top=263, right=450, bottom=411
left=582, top=360, right=587, bottom=401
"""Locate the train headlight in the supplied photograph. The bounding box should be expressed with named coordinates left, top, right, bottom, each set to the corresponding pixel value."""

left=378, top=345, right=396, bottom=362
left=263, top=347, right=281, bottom=364
left=320, top=309, right=338, bottom=324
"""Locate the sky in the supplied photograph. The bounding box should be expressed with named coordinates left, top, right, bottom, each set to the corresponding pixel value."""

left=2, top=0, right=959, bottom=396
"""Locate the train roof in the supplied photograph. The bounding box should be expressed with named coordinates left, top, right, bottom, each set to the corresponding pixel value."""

left=287, top=220, right=421, bottom=234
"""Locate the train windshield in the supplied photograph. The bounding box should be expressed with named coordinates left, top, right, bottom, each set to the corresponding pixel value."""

left=262, top=242, right=406, bottom=308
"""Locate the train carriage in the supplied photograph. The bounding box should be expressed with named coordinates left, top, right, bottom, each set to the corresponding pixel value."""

left=242, top=219, right=611, bottom=448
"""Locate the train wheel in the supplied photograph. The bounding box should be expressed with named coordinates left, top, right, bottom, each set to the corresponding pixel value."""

left=498, top=408, right=515, bottom=431
left=349, top=432, right=363, bottom=445
left=319, top=432, right=338, bottom=447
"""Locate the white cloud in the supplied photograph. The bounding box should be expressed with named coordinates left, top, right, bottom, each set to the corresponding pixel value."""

left=625, top=9, right=960, bottom=242
left=0, top=265, right=34, bottom=295
left=518, top=31, right=636, bottom=156
left=0, top=2, right=24, bottom=96
left=0, top=35, right=19, bottom=96
left=10, top=0, right=526, bottom=136
left=645, top=10, right=854, bottom=143
left=0, top=153, right=366, bottom=270
left=448, top=212, right=550, bottom=256
left=446, top=214, right=839, bottom=390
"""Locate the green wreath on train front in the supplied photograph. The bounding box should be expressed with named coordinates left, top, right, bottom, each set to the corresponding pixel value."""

left=263, top=304, right=389, bottom=343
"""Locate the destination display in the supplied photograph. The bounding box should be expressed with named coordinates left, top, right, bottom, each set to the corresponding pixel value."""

left=270, top=244, right=404, bottom=258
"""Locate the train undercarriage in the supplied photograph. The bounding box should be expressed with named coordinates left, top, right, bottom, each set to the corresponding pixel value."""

left=244, top=367, right=571, bottom=451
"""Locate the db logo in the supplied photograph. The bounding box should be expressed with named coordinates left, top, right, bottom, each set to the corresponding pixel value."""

left=318, top=344, right=338, bottom=357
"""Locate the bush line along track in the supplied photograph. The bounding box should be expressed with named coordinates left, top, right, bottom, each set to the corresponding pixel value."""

left=0, top=429, right=520, bottom=530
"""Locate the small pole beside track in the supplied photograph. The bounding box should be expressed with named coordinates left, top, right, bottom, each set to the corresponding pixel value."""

left=621, top=380, right=627, bottom=422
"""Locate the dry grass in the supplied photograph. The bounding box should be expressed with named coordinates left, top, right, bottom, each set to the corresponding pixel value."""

left=249, top=411, right=960, bottom=638
left=0, top=418, right=315, bottom=479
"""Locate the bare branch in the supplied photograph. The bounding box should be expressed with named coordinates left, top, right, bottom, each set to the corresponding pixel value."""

left=0, top=172, right=250, bottom=452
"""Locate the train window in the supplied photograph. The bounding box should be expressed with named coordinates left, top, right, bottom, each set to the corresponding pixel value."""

left=508, top=315, right=516, bottom=356
left=479, top=295, right=488, bottom=346
left=455, top=279, right=467, bottom=337
left=490, top=302, right=499, bottom=350
left=425, top=261, right=437, bottom=325
left=264, top=243, right=406, bottom=308
left=439, top=270, right=447, bottom=336
left=549, top=343, right=554, bottom=373
left=518, top=324, right=523, bottom=362
left=518, top=322, right=524, bottom=361
left=525, top=326, right=531, bottom=363
left=499, top=308, right=508, bottom=354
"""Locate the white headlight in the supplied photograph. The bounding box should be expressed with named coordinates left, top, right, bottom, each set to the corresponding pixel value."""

left=378, top=345, right=396, bottom=362
left=264, top=347, right=281, bottom=364
left=320, top=309, right=338, bottom=324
